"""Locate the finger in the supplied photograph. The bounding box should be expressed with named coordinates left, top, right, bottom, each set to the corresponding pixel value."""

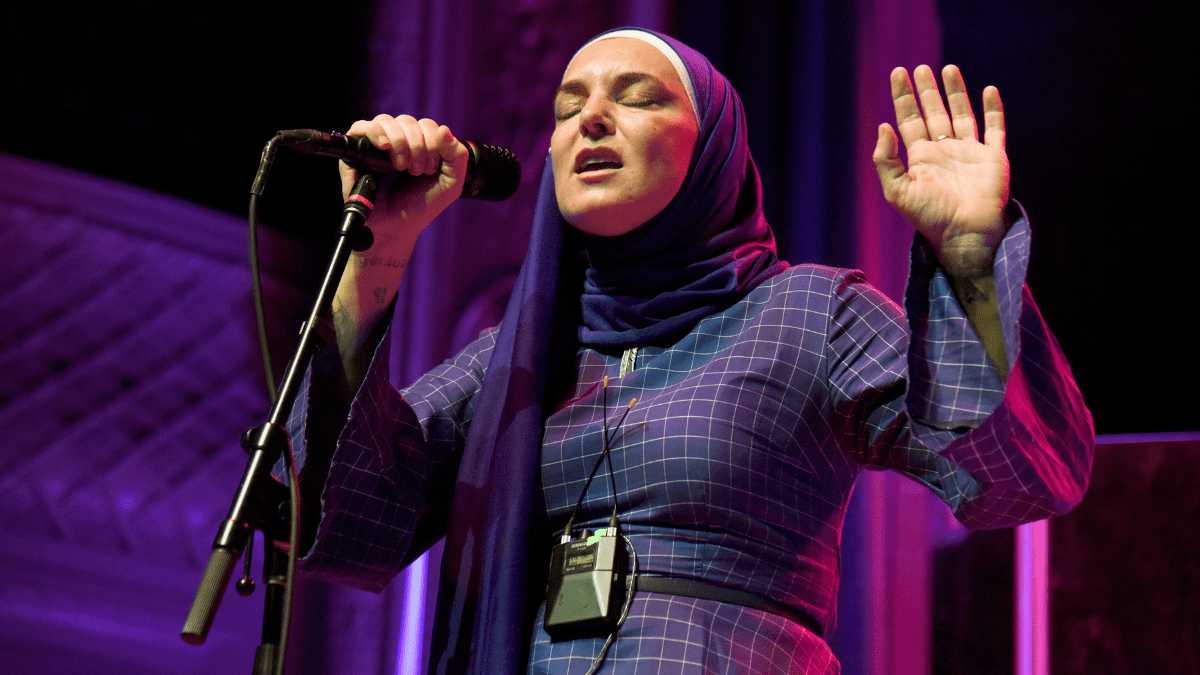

left=343, top=118, right=389, bottom=199
left=362, top=114, right=410, bottom=171
left=376, top=112, right=424, bottom=171
left=424, top=121, right=469, bottom=181
left=394, top=114, right=430, bottom=176
left=349, top=116, right=396, bottom=153
left=339, top=160, right=358, bottom=201
left=890, top=67, right=929, bottom=149
left=942, top=65, right=978, bottom=142
left=872, top=123, right=908, bottom=202
left=416, top=118, right=446, bottom=175
left=346, top=117, right=384, bottom=140
left=982, top=85, right=1006, bottom=150
left=914, top=64, right=953, bottom=140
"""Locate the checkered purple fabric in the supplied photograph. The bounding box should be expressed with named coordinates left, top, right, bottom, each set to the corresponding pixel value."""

left=286, top=218, right=1093, bottom=674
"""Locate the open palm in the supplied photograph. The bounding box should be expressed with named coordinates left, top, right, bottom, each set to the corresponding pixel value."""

left=874, top=65, right=1010, bottom=278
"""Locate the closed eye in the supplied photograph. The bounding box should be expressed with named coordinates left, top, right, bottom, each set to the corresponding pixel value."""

left=554, top=72, right=674, bottom=120
left=555, top=102, right=582, bottom=121
left=620, top=94, right=660, bottom=108
left=554, top=88, right=586, bottom=121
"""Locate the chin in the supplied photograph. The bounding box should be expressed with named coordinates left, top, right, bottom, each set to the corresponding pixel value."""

left=562, top=209, right=644, bottom=237
left=559, top=194, right=664, bottom=237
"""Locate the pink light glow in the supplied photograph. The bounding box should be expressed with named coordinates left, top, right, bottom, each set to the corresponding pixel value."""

left=396, top=552, right=429, bottom=675
left=1015, top=519, right=1048, bottom=675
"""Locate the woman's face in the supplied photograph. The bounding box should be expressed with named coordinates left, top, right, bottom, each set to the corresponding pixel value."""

left=551, top=37, right=699, bottom=237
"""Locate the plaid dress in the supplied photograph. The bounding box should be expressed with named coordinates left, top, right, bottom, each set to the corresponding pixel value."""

left=289, top=220, right=1093, bottom=674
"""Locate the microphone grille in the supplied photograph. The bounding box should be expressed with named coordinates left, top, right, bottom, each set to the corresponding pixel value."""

left=463, top=142, right=521, bottom=201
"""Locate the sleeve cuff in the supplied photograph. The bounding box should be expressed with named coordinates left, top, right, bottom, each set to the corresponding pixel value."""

left=903, top=200, right=1031, bottom=444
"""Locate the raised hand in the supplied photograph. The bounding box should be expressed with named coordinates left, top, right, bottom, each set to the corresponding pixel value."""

left=873, top=65, right=1010, bottom=279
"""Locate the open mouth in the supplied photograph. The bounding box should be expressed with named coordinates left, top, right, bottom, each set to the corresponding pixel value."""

left=575, top=150, right=623, bottom=174
left=578, top=159, right=622, bottom=173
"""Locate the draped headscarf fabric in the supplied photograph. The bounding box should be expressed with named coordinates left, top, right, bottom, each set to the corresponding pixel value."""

left=429, top=28, right=787, bottom=675
left=576, top=30, right=788, bottom=348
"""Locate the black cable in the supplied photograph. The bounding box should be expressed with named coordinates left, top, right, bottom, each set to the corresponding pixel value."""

left=248, top=193, right=278, bottom=403
left=275, top=442, right=300, bottom=675
left=603, top=381, right=619, bottom=523
left=249, top=137, right=280, bottom=404
left=562, top=377, right=636, bottom=540
left=575, top=377, right=638, bottom=675
left=245, top=135, right=298, bottom=675
left=583, top=535, right=639, bottom=675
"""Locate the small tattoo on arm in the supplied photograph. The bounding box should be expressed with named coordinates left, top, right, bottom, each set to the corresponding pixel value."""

left=953, top=277, right=991, bottom=308
left=331, top=303, right=354, bottom=349
left=354, top=255, right=408, bottom=271
left=362, top=255, right=407, bottom=268
left=373, top=287, right=389, bottom=305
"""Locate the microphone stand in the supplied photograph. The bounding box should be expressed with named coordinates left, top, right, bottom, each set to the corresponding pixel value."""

left=182, top=173, right=380, bottom=675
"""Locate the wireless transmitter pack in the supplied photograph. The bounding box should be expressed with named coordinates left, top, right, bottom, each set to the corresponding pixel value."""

left=544, top=527, right=627, bottom=641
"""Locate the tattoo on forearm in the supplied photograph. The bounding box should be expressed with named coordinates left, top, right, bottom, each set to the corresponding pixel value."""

left=950, top=274, right=1008, bottom=379
left=373, top=287, right=389, bottom=305
left=953, top=277, right=992, bottom=308
left=360, top=255, right=407, bottom=268
left=331, top=302, right=354, bottom=349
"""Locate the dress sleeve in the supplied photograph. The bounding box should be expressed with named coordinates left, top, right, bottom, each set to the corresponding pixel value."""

left=830, top=204, right=1095, bottom=529
left=283, top=327, right=495, bottom=592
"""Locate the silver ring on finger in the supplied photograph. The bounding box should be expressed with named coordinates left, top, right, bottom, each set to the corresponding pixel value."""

left=935, top=134, right=953, bottom=141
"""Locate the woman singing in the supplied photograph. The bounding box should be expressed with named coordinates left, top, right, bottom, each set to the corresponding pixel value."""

left=287, top=28, right=1093, bottom=675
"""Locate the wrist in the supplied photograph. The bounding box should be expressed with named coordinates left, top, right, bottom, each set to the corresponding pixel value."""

left=947, top=273, right=1009, bottom=378
left=934, top=235, right=999, bottom=278
left=933, top=206, right=1009, bottom=278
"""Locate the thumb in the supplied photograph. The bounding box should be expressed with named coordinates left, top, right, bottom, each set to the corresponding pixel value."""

left=873, top=123, right=907, bottom=199
left=339, top=160, right=360, bottom=202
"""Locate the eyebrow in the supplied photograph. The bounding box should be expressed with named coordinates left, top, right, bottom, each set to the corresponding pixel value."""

left=555, top=72, right=665, bottom=99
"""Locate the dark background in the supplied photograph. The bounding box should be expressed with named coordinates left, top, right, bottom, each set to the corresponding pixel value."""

left=1, top=0, right=1193, bottom=434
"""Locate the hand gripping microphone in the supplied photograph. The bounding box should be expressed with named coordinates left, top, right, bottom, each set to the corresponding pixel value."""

left=276, top=129, right=521, bottom=201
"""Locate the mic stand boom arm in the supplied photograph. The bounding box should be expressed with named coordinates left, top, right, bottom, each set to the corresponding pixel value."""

left=181, top=174, right=380, bottom=675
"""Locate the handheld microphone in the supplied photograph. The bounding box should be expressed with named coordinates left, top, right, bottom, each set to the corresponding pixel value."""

left=275, top=129, right=521, bottom=201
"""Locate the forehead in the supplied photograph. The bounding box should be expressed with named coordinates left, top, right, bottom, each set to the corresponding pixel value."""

left=564, top=37, right=673, bottom=78
left=561, top=36, right=697, bottom=108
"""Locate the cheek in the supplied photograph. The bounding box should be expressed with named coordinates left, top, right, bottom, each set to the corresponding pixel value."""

left=648, top=125, right=696, bottom=195
left=549, top=129, right=574, bottom=204
left=549, top=131, right=566, bottom=174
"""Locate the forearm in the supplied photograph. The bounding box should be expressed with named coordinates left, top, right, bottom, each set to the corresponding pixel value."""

left=949, top=273, right=1008, bottom=379
left=899, top=216, right=1093, bottom=527
left=330, top=226, right=421, bottom=403
left=326, top=114, right=469, bottom=401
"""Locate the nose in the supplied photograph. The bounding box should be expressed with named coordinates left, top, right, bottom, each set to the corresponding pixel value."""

left=578, top=94, right=614, bottom=139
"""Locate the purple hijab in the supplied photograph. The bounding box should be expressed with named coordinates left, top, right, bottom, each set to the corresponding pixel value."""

left=429, top=28, right=787, bottom=675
